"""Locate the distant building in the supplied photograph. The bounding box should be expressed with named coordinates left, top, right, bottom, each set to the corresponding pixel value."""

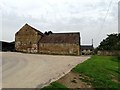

left=81, top=45, right=94, bottom=55
left=15, top=24, right=80, bottom=55
left=0, top=41, right=15, bottom=51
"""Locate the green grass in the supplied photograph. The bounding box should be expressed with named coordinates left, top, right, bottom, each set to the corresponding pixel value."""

left=72, top=55, right=120, bottom=88
left=41, top=82, right=69, bottom=90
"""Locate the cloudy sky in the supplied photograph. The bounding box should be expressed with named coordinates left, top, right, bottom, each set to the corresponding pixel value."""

left=0, top=0, right=118, bottom=47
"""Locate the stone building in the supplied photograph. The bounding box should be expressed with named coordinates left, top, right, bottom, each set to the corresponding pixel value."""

left=15, top=24, right=80, bottom=55
left=81, top=45, right=94, bottom=55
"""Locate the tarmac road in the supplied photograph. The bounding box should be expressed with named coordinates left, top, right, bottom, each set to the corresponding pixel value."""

left=1, top=52, right=90, bottom=88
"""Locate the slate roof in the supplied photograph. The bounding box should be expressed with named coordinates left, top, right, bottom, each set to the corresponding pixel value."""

left=40, top=33, right=80, bottom=44
left=81, top=45, right=93, bottom=50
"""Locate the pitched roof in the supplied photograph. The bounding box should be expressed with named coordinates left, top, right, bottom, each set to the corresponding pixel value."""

left=40, top=32, right=80, bottom=44
left=16, top=23, right=43, bottom=35
left=81, top=45, right=93, bottom=50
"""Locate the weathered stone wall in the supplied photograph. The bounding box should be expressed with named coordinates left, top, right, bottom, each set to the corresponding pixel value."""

left=39, top=43, right=80, bottom=55
left=81, top=49, right=93, bottom=55
left=97, top=50, right=120, bottom=56
left=15, top=29, right=42, bottom=53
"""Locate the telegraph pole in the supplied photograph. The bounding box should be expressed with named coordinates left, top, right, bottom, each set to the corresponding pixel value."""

left=92, top=39, right=93, bottom=47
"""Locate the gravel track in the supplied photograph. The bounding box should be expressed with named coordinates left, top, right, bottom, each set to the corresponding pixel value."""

left=1, top=52, right=90, bottom=88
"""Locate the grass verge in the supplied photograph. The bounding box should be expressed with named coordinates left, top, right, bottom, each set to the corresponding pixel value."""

left=72, top=55, right=120, bottom=88
left=41, top=82, right=69, bottom=90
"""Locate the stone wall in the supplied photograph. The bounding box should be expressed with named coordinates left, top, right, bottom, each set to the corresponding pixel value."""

left=39, top=43, right=80, bottom=55
left=81, top=49, right=93, bottom=55
left=97, top=50, right=120, bottom=56
left=15, top=29, right=42, bottom=53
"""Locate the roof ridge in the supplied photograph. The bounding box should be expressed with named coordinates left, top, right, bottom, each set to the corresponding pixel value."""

left=52, top=32, right=80, bottom=34
left=24, top=23, right=43, bottom=35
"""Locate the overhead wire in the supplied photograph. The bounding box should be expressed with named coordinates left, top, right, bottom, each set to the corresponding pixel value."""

left=94, top=0, right=113, bottom=46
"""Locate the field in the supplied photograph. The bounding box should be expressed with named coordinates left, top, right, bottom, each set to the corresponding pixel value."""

left=42, top=55, right=120, bottom=89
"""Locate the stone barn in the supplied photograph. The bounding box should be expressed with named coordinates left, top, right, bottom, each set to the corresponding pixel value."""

left=15, top=24, right=80, bottom=55
left=15, top=24, right=43, bottom=53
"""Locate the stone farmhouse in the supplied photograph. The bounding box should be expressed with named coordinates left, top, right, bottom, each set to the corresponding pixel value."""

left=81, top=45, right=94, bottom=55
left=15, top=24, right=80, bottom=55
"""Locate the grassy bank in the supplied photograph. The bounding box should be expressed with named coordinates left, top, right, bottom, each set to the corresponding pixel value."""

left=72, top=55, right=120, bottom=88
left=41, top=82, right=69, bottom=90
left=41, top=55, right=120, bottom=89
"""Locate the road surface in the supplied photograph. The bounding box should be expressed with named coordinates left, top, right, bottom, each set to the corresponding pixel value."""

left=1, top=52, right=90, bottom=88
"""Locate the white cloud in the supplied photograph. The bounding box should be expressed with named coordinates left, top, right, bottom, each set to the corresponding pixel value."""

left=1, top=0, right=118, bottom=47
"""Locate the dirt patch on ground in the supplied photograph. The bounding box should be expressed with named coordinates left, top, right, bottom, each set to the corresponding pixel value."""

left=57, top=71, right=93, bottom=89
left=111, top=75, right=120, bottom=84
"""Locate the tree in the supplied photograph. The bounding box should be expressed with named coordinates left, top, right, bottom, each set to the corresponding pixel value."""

left=44, top=31, right=53, bottom=35
left=48, top=31, right=53, bottom=34
left=97, top=33, right=120, bottom=50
